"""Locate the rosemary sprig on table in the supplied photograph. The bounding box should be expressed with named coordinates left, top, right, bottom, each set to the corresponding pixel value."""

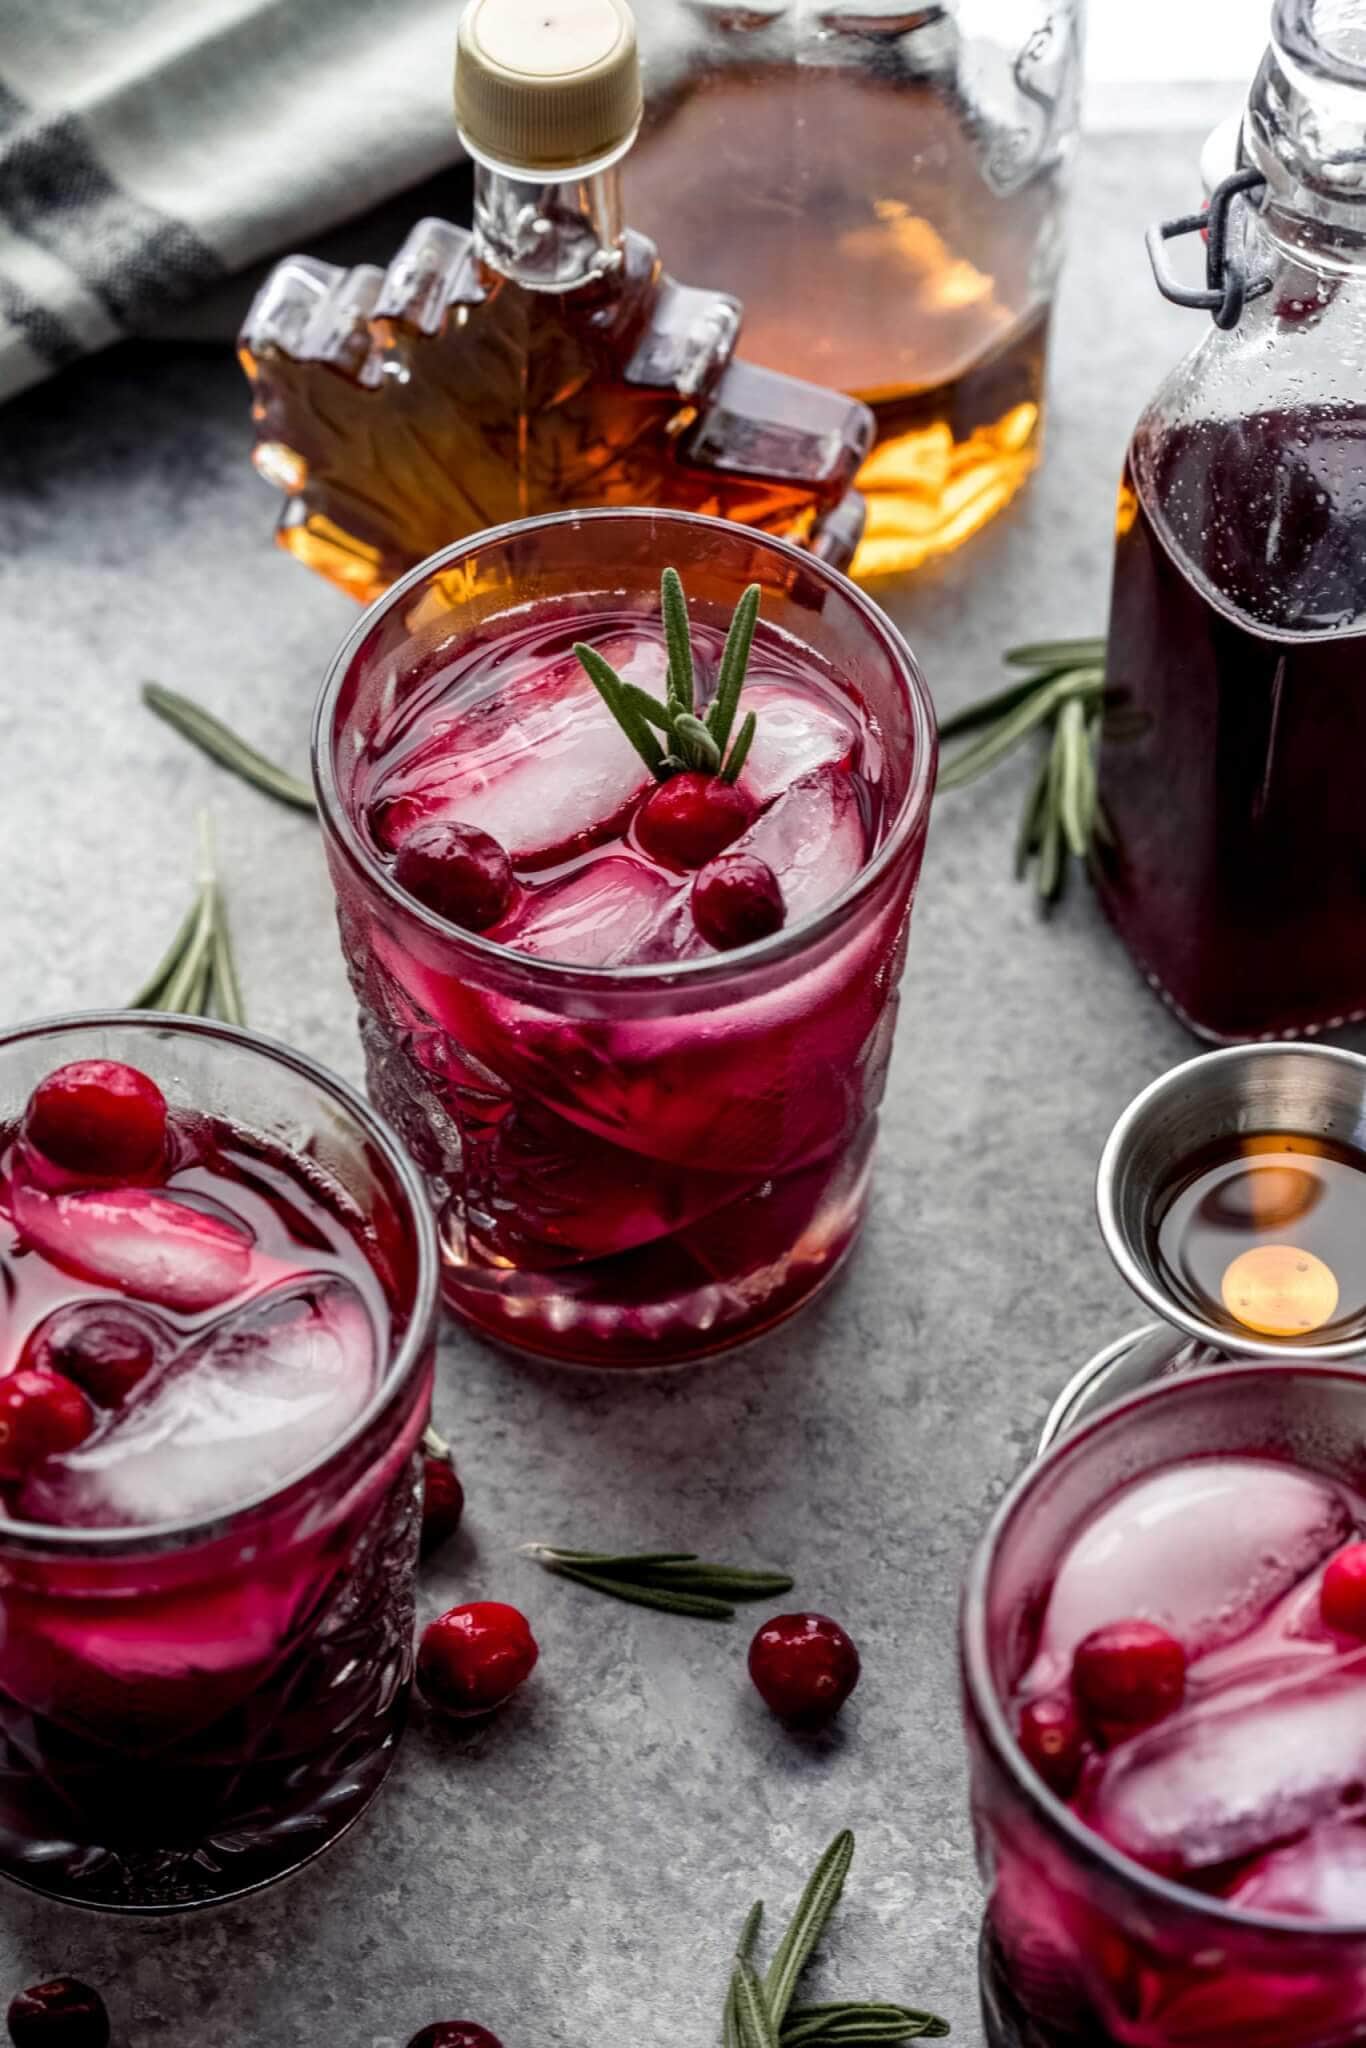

left=574, top=567, right=761, bottom=783
left=937, top=637, right=1107, bottom=908
left=142, top=682, right=316, bottom=812
left=522, top=1543, right=794, bottom=1622
left=130, top=812, right=246, bottom=1023
left=723, top=1833, right=949, bottom=2047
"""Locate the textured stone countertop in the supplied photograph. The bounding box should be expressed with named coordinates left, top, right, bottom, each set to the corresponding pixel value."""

left=0, top=104, right=1295, bottom=2048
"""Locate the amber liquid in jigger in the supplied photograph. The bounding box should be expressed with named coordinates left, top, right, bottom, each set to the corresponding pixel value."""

left=1151, top=1132, right=1366, bottom=1344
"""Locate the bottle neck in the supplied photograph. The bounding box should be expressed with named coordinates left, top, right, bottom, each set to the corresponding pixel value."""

left=473, top=160, right=624, bottom=290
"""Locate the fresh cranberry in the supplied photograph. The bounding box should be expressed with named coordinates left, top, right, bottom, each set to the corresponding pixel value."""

left=392, top=822, right=514, bottom=932
left=692, top=852, right=785, bottom=951
left=1018, top=1694, right=1086, bottom=1796
left=0, top=1372, right=95, bottom=1482
left=417, top=1602, right=539, bottom=1719
left=748, top=1612, right=861, bottom=1727
left=407, top=2027, right=503, bottom=2048
left=1321, top=1543, right=1366, bottom=1636
left=6, top=1977, right=110, bottom=2048
left=420, top=1452, right=466, bottom=1561
left=23, top=1062, right=167, bottom=1181
left=635, top=772, right=755, bottom=869
left=1072, top=1620, right=1186, bottom=1731
left=22, top=1306, right=161, bottom=1408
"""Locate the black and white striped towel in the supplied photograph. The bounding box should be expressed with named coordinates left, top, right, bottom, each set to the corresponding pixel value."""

left=0, top=0, right=464, bottom=405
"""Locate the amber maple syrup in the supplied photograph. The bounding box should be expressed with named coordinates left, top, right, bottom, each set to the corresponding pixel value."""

left=1152, top=1132, right=1366, bottom=1342
left=626, top=68, right=1059, bottom=578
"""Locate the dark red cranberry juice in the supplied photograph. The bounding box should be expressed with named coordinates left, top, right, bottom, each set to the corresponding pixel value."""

left=1098, top=408, right=1366, bottom=1042
left=0, top=1075, right=414, bottom=1909
left=985, top=1452, right=1366, bottom=2047
left=341, top=601, right=910, bottom=1365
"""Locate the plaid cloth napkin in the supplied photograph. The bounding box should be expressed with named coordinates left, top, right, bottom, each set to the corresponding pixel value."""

left=0, top=0, right=465, bottom=404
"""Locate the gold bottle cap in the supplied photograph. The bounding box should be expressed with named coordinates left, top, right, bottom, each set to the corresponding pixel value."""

left=456, top=0, right=642, bottom=175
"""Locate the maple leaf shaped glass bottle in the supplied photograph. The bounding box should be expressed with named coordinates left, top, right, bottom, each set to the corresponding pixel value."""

left=238, top=0, right=875, bottom=604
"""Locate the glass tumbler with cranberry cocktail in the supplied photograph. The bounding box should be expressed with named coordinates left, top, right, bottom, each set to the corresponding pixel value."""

left=313, top=508, right=936, bottom=1367
left=0, top=1014, right=437, bottom=1910
left=963, top=1364, right=1366, bottom=2048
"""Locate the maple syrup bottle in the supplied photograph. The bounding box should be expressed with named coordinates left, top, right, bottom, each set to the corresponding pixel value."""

left=1097, top=0, right=1366, bottom=1044
left=238, top=0, right=875, bottom=603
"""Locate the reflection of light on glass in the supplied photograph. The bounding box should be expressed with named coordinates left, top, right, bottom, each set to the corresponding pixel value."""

left=1221, top=1243, right=1340, bottom=1336
left=841, top=203, right=998, bottom=317
left=1115, top=479, right=1138, bottom=537
left=851, top=405, right=1040, bottom=578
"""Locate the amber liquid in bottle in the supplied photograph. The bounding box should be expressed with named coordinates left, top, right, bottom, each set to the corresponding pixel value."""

left=627, top=67, right=1058, bottom=579
left=240, top=92, right=874, bottom=605
left=1098, top=407, right=1366, bottom=1043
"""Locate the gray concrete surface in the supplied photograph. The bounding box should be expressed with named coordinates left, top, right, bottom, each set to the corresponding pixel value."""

left=0, top=109, right=1289, bottom=2046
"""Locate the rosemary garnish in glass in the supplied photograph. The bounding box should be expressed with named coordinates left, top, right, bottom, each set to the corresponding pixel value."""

left=574, top=567, right=762, bottom=782
left=937, top=637, right=1107, bottom=908
left=143, top=682, right=316, bottom=813
left=130, top=812, right=247, bottom=1024
left=523, top=1543, right=794, bottom=1622
left=723, top=1832, right=949, bottom=2046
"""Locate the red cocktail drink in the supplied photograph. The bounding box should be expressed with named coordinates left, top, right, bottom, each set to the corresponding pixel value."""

left=314, top=510, right=936, bottom=1367
left=963, top=1366, right=1366, bottom=2047
left=0, top=1015, right=437, bottom=1910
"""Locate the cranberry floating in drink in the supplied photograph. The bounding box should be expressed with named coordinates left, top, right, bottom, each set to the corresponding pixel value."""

left=314, top=509, right=936, bottom=1366
left=964, top=1364, right=1366, bottom=2048
left=0, top=1015, right=437, bottom=1910
left=1097, top=0, right=1366, bottom=1041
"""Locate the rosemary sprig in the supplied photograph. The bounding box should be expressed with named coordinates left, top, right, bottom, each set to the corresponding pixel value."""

left=523, top=1543, right=794, bottom=1621
left=937, top=637, right=1107, bottom=909
left=782, top=2006, right=950, bottom=2044
left=574, top=569, right=762, bottom=783
left=130, top=813, right=247, bottom=1023
left=143, top=682, right=316, bottom=813
left=722, top=1834, right=949, bottom=2046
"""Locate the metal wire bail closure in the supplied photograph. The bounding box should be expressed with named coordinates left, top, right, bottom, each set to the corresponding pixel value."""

left=1145, top=166, right=1272, bottom=330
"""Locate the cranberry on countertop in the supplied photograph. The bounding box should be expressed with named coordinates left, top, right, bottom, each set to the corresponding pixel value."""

left=417, top=1602, right=539, bottom=1719
left=408, top=2027, right=504, bottom=2048
left=635, top=772, right=755, bottom=869
left=393, top=821, right=515, bottom=933
left=1071, top=1619, right=1186, bottom=1732
left=748, top=1612, right=861, bottom=1727
left=420, top=1446, right=466, bottom=1561
left=7, top=1977, right=110, bottom=2048
left=1018, top=1694, right=1086, bottom=1797
left=691, top=852, right=785, bottom=951
left=0, top=1372, right=95, bottom=1483
left=23, top=1061, right=167, bottom=1182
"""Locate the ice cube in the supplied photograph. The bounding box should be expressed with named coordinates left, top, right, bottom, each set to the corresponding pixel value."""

left=1026, top=1459, right=1354, bottom=1694
left=491, top=855, right=687, bottom=968
left=11, top=1183, right=254, bottom=1312
left=1227, top=1822, right=1366, bottom=1918
left=19, top=1276, right=377, bottom=1528
left=737, top=680, right=858, bottom=807
left=368, top=634, right=668, bottom=869
left=1083, top=1652, right=1366, bottom=1875
left=710, top=763, right=866, bottom=929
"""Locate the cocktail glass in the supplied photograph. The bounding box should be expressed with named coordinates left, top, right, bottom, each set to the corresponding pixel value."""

left=313, top=508, right=937, bottom=1367
left=0, top=1012, right=438, bottom=1911
left=963, top=1362, right=1366, bottom=2047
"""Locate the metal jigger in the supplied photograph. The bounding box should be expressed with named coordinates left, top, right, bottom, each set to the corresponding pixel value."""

left=1040, top=1043, right=1366, bottom=1451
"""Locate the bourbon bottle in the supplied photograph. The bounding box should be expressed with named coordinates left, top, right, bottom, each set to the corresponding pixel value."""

left=238, top=0, right=875, bottom=603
